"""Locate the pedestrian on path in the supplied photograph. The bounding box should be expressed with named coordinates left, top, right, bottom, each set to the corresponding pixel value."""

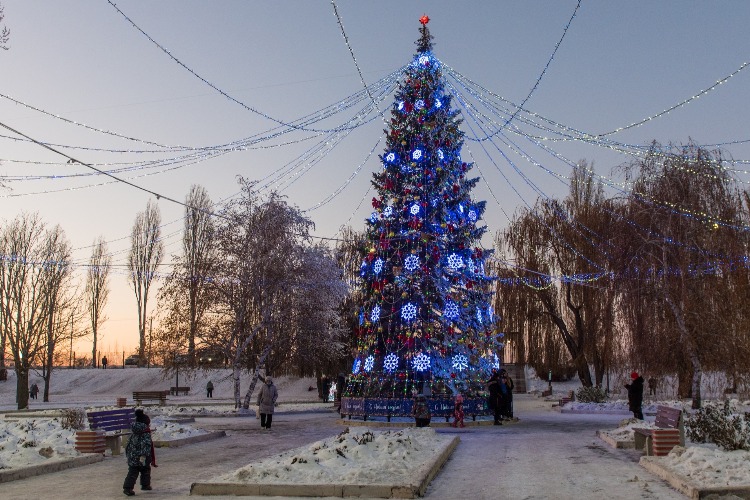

left=206, top=380, right=214, bottom=398
left=257, top=376, right=278, bottom=430
left=487, top=372, right=502, bottom=425
left=102, top=356, right=108, bottom=369
left=499, top=369, right=515, bottom=420
left=30, top=383, right=39, bottom=400
left=648, top=376, right=657, bottom=396
left=625, top=371, right=644, bottom=420
left=451, top=394, right=465, bottom=428
left=412, top=394, right=431, bottom=428
left=123, top=409, right=157, bottom=496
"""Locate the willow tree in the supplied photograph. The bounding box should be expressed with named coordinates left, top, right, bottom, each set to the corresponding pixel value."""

left=497, top=164, right=620, bottom=387
left=619, top=142, right=747, bottom=407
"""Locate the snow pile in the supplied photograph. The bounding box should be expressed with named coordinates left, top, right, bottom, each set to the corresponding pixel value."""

left=150, top=416, right=208, bottom=440
left=220, top=427, right=450, bottom=485
left=0, top=417, right=79, bottom=470
left=604, top=418, right=656, bottom=441
left=662, top=445, right=750, bottom=487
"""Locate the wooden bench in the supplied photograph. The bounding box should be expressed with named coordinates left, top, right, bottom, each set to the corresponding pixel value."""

left=559, top=390, right=575, bottom=407
left=133, top=390, right=168, bottom=405
left=170, top=386, right=191, bottom=396
left=87, top=408, right=135, bottom=456
left=633, top=405, right=684, bottom=456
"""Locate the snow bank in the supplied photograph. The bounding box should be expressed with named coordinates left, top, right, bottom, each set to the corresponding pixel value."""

left=219, top=427, right=452, bottom=485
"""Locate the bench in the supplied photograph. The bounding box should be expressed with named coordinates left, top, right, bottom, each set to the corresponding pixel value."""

left=170, top=386, right=191, bottom=396
left=633, top=405, right=684, bottom=456
left=133, top=390, right=168, bottom=405
left=559, top=390, right=575, bottom=407
left=87, top=408, right=135, bottom=456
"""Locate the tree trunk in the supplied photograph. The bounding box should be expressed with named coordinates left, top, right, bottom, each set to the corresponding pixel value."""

left=242, top=344, right=273, bottom=410
left=16, top=365, right=29, bottom=410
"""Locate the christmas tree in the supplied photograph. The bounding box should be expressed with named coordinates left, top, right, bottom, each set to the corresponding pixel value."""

left=344, top=17, right=502, bottom=415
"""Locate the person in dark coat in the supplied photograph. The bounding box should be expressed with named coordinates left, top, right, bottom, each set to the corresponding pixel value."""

left=102, top=356, right=108, bottom=369
left=29, top=383, right=39, bottom=400
left=625, top=371, right=645, bottom=420
left=487, top=372, right=502, bottom=425
left=206, top=380, right=214, bottom=398
left=498, top=369, right=515, bottom=420
left=412, top=394, right=431, bottom=428
left=123, top=409, right=156, bottom=496
left=257, top=376, right=279, bottom=430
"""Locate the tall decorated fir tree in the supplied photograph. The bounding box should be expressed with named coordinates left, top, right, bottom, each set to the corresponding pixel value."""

left=344, top=17, right=502, bottom=415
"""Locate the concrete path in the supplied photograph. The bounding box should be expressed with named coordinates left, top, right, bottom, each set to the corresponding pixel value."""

left=0, top=396, right=684, bottom=499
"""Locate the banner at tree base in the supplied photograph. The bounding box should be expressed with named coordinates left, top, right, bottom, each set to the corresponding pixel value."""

left=341, top=396, right=490, bottom=418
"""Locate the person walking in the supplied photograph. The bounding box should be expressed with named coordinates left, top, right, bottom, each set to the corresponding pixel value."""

left=257, top=376, right=278, bottom=430
left=625, top=371, right=645, bottom=420
left=206, top=380, right=214, bottom=398
left=123, top=409, right=156, bottom=496
left=29, top=383, right=39, bottom=400
left=412, top=394, right=431, bottom=428
left=102, top=356, right=108, bottom=369
left=648, top=376, right=657, bottom=396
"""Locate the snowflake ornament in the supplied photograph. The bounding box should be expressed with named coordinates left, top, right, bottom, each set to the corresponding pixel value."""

left=418, top=54, right=430, bottom=66
left=415, top=99, right=425, bottom=110
left=434, top=98, right=442, bottom=109
left=373, top=257, right=383, bottom=275
left=401, top=302, right=418, bottom=321
left=383, top=205, right=393, bottom=217
left=370, top=304, right=381, bottom=322
left=444, top=301, right=460, bottom=320
left=364, top=355, right=375, bottom=373
left=404, top=254, right=419, bottom=272
left=410, top=203, right=421, bottom=216
left=385, top=152, right=398, bottom=164
left=412, top=352, right=431, bottom=371
left=468, top=209, right=477, bottom=222
left=476, top=307, right=483, bottom=324
left=452, top=354, right=468, bottom=372
left=447, top=253, right=464, bottom=270
left=383, top=353, right=399, bottom=371
left=352, top=358, right=362, bottom=374
left=412, top=148, right=423, bottom=161
left=436, top=149, right=444, bottom=161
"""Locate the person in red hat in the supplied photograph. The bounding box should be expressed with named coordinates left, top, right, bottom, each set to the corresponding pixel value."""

left=624, top=371, right=644, bottom=419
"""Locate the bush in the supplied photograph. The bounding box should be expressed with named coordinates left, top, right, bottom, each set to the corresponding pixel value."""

left=575, top=386, right=607, bottom=403
left=685, top=400, right=750, bottom=451
left=60, top=408, right=86, bottom=430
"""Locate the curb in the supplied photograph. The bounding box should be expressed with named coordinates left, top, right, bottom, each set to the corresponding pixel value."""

left=596, top=430, right=635, bottom=449
left=0, top=454, right=104, bottom=483
left=640, top=456, right=750, bottom=499
left=154, top=430, right=226, bottom=448
left=189, top=435, right=459, bottom=498
left=335, top=418, right=519, bottom=428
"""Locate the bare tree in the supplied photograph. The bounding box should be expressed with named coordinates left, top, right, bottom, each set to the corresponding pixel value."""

left=86, top=236, right=111, bottom=367
left=0, top=213, right=71, bottom=409
left=211, top=179, right=313, bottom=409
left=0, top=2, right=10, bottom=51
left=128, top=200, right=163, bottom=364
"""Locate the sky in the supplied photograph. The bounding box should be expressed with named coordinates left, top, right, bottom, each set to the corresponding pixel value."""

left=1, top=1, right=750, bottom=356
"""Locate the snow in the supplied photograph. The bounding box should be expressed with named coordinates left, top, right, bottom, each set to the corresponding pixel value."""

left=219, top=427, right=452, bottom=485
left=0, top=367, right=749, bottom=496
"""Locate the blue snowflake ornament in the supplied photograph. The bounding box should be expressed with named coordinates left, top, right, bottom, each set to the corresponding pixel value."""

left=412, top=353, right=431, bottom=372
left=383, top=353, right=399, bottom=371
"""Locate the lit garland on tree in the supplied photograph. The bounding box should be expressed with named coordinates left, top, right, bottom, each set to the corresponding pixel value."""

left=345, top=16, right=503, bottom=405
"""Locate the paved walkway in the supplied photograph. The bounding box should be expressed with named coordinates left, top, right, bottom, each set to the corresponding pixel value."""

left=0, top=396, right=684, bottom=499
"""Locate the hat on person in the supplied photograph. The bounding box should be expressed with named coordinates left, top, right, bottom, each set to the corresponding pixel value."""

left=630, top=371, right=639, bottom=380
left=265, top=376, right=273, bottom=384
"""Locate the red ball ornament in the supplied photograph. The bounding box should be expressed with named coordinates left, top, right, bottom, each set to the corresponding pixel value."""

left=419, top=14, right=430, bottom=25
left=450, top=372, right=456, bottom=379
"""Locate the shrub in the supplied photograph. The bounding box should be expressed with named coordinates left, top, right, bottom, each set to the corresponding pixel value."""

left=60, top=408, right=86, bottom=431
left=575, top=386, right=607, bottom=403
left=685, top=400, right=750, bottom=451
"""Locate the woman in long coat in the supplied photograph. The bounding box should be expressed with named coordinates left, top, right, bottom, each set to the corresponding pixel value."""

left=257, top=376, right=279, bottom=429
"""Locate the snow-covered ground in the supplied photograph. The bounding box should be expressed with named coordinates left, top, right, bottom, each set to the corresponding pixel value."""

left=218, top=426, right=452, bottom=485
left=0, top=367, right=749, bottom=496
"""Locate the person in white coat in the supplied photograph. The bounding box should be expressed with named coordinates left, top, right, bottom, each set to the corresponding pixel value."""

left=257, top=376, right=279, bottom=429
